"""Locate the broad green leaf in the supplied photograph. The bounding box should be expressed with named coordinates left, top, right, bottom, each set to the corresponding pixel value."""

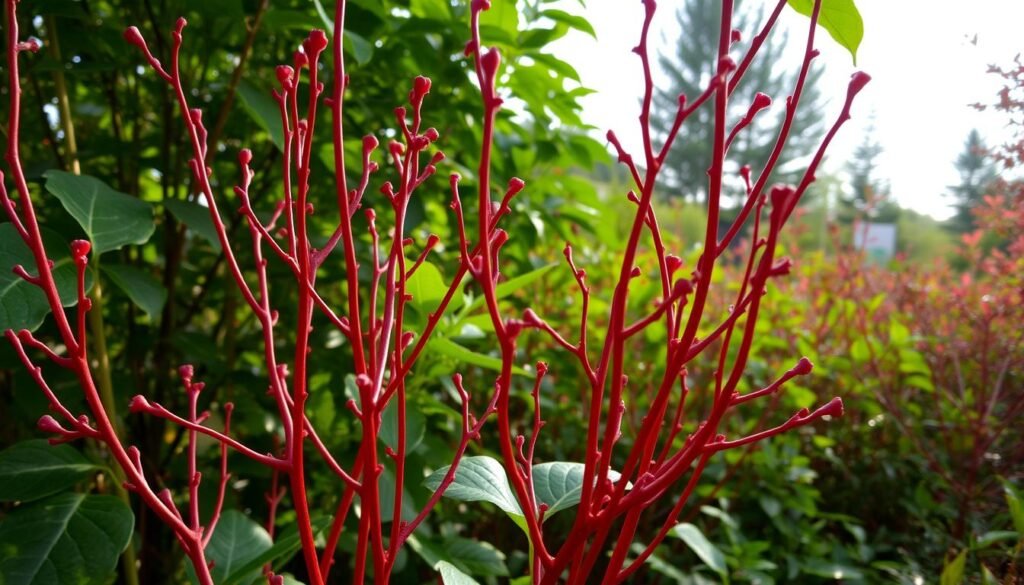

left=0, top=223, right=93, bottom=332
left=786, top=0, right=863, bottom=64
left=436, top=560, right=480, bottom=585
left=103, top=264, right=167, bottom=319
left=531, top=461, right=625, bottom=520
left=237, top=79, right=285, bottom=151
left=541, top=9, right=595, bottom=38
left=532, top=462, right=582, bottom=519
left=982, top=566, right=1000, bottom=585
left=939, top=549, right=966, bottom=585
left=0, top=493, right=134, bottom=585
left=479, top=0, right=518, bottom=40
left=429, top=337, right=530, bottom=376
left=204, top=510, right=273, bottom=585
left=424, top=455, right=522, bottom=517
left=671, top=523, right=727, bottom=576
left=379, top=398, right=426, bottom=453
left=0, top=440, right=100, bottom=503
left=408, top=535, right=508, bottom=578
left=221, top=517, right=331, bottom=585
left=407, top=259, right=449, bottom=314
left=444, top=538, right=508, bottom=577
left=43, top=170, right=155, bottom=255
left=165, top=198, right=222, bottom=251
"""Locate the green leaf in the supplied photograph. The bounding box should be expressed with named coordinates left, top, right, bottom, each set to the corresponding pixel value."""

left=237, top=79, right=285, bottom=151
left=889, top=320, right=910, bottom=345
left=0, top=493, right=134, bottom=585
left=429, top=337, right=530, bottom=376
left=379, top=465, right=417, bottom=522
left=0, top=223, right=93, bottom=332
left=0, top=440, right=101, bottom=503
left=345, top=31, right=374, bottom=66
left=850, top=338, right=870, bottom=363
left=221, top=517, right=330, bottom=585
left=409, top=535, right=508, bottom=578
left=1004, top=481, right=1024, bottom=534
left=424, top=455, right=523, bottom=517
left=940, top=549, right=966, bottom=585
left=436, top=560, right=481, bottom=585
left=407, top=259, right=449, bottom=314
left=379, top=399, right=426, bottom=453
left=410, top=0, right=451, bottom=20
left=786, top=0, right=864, bottom=64
left=975, top=530, right=1019, bottom=549
left=446, top=538, right=508, bottom=577
left=204, top=510, right=273, bottom=585
left=541, top=9, right=596, bottom=38
left=531, top=461, right=626, bottom=520
left=102, top=264, right=167, bottom=319
left=43, top=170, right=155, bottom=256
left=531, top=462, right=587, bottom=519
left=165, top=198, right=222, bottom=251
left=463, top=264, right=555, bottom=314
left=671, top=523, right=727, bottom=576
left=307, top=0, right=373, bottom=64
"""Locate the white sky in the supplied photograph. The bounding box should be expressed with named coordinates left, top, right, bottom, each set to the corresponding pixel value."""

left=551, top=1, right=1024, bottom=220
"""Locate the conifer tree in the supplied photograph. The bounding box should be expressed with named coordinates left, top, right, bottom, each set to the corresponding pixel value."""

left=652, top=0, right=825, bottom=205
left=947, top=129, right=996, bottom=233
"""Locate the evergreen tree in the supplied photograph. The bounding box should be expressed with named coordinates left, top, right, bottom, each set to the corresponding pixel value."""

left=842, top=130, right=899, bottom=222
left=947, top=129, right=996, bottom=233
left=651, top=0, right=825, bottom=204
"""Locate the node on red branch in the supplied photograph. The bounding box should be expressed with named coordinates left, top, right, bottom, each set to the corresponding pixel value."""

left=0, top=0, right=867, bottom=582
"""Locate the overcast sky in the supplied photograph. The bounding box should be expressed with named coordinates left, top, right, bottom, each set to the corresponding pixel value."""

left=551, top=0, right=1024, bottom=220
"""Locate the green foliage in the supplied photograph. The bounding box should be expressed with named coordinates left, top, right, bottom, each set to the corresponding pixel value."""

left=0, top=492, right=134, bottom=585
left=0, top=441, right=101, bottom=503
left=0, top=224, right=94, bottom=332
left=43, top=171, right=155, bottom=256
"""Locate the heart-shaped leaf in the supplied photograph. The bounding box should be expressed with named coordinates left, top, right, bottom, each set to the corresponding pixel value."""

left=43, top=170, right=155, bottom=256
left=0, top=493, right=134, bottom=585
left=0, top=440, right=101, bottom=503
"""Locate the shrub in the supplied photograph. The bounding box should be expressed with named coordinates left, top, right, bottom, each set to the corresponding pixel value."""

left=0, top=0, right=868, bottom=582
